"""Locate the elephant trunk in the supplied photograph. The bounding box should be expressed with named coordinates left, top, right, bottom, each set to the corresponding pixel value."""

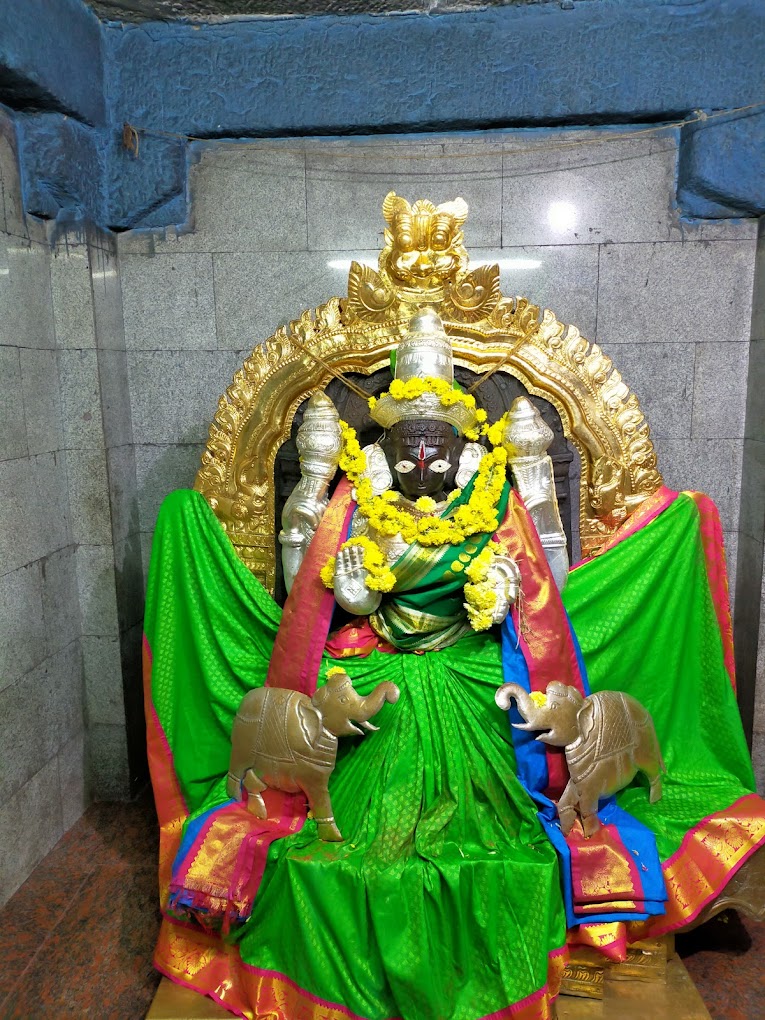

left=358, top=681, right=400, bottom=731
left=495, top=682, right=537, bottom=728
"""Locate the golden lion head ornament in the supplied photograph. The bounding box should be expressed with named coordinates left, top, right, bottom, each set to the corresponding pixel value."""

left=379, top=192, right=470, bottom=299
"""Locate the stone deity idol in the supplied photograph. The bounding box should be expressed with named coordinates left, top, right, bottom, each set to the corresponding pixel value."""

left=143, top=193, right=765, bottom=1020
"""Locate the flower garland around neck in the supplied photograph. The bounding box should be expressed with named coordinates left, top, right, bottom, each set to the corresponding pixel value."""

left=338, top=419, right=508, bottom=549
left=323, top=416, right=511, bottom=629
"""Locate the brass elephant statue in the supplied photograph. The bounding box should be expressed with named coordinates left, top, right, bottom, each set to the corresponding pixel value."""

left=495, top=680, right=664, bottom=838
left=227, top=668, right=400, bottom=841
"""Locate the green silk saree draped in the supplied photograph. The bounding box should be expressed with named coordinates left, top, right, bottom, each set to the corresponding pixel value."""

left=145, top=488, right=763, bottom=1020
left=563, top=494, right=755, bottom=862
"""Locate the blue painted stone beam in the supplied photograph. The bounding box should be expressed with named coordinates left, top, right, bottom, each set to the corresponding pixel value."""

left=2, top=0, right=764, bottom=228
left=18, top=114, right=105, bottom=223
left=105, top=0, right=765, bottom=136
left=0, top=0, right=104, bottom=126
left=678, top=110, right=765, bottom=219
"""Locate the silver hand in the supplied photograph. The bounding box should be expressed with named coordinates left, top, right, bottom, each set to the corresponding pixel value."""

left=334, top=544, right=382, bottom=615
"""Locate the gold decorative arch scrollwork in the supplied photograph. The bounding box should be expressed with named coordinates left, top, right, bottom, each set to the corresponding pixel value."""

left=194, top=192, right=662, bottom=591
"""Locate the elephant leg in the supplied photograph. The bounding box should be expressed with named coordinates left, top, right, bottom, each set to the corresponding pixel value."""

left=578, top=787, right=601, bottom=839
left=242, top=768, right=267, bottom=818
left=304, top=778, right=342, bottom=842
left=557, top=781, right=579, bottom=836
left=634, top=730, right=663, bottom=803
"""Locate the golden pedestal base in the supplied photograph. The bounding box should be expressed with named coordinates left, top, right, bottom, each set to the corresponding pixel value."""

left=147, top=978, right=231, bottom=1019
left=560, top=935, right=670, bottom=999
left=557, top=957, right=711, bottom=1019
left=147, top=954, right=711, bottom=1020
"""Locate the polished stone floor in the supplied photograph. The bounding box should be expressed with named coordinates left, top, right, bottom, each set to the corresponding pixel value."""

left=0, top=791, right=763, bottom=1019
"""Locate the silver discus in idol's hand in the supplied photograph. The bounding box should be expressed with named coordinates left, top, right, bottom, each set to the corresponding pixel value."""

left=503, top=397, right=569, bottom=591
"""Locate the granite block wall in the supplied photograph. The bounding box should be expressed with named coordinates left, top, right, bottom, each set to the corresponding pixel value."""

left=0, top=109, right=85, bottom=905
left=0, top=109, right=142, bottom=905
left=118, top=127, right=763, bottom=775
left=118, top=130, right=754, bottom=575
left=2, top=119, right=762, bottom=908
left=745, top=224, right=765, bottom=787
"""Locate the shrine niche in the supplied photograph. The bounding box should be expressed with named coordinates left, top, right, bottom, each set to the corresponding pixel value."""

left=142, top=193, right=765, bottom=1020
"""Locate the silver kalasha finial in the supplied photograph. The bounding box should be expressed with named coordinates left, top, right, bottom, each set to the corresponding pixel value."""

left=395, top=309, right=453, bottom=385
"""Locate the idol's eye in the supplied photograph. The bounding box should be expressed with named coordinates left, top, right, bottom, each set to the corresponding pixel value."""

left=430, top=459, right=450, bottom=474
left=394, top=460, right=416, bottom=474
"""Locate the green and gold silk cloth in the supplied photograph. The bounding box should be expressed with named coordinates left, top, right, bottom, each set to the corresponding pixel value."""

left=144, top=488, right=765, bottom=1020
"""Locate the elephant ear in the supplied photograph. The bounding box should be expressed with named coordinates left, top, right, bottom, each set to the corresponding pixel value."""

left=297, top=701, right=323, bottom=746
left=577, top=699, right=598, bottom=743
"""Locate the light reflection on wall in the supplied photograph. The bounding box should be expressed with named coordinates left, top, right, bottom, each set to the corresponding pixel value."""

left=546, top=201, right=577, bottom=234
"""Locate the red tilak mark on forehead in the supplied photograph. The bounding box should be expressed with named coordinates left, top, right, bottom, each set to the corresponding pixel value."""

left=417, top=440, right=427, bottom=470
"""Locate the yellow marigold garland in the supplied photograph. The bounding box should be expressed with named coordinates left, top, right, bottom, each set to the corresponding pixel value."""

left=324, top=412, right=511, bottom=631
left=374, top=376, right=489, bottom=439
left=338, top=419, right=366, bottom=476
left=319, top=556, right=337, bottom=589
left=482, top=411, right=508, bottom=448
left=463, top=544, right=499, bottom=632
left=336, top=421, right=508, bottom=549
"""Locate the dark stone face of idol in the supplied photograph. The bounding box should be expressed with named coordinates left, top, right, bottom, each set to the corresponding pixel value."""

left=382, top=419, right=463, bottom=500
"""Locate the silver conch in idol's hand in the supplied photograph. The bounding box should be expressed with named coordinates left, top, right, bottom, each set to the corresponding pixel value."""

left=279, top=393, right=342, bottom=592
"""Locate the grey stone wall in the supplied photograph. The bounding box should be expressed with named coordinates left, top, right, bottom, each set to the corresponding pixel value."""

left=0, top=110, right=85, bottom=905
left=0, top=110, right=141, bottom=905
left=2, top=123, right=762, bottom=907
left=117, top=131, right=754, bottom=573
left=746, top=225, right=765, bottom=787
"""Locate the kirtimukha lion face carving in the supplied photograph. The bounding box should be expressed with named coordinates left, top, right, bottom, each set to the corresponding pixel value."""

left=380, top=192, right=469, bottom=294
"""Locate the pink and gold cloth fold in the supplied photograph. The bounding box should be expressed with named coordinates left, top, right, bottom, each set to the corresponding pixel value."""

left=497, top=495, right=664, bottom=918
left=165, top=480, right=355, bottom=929
left=564, top=489, right=765, bottom=957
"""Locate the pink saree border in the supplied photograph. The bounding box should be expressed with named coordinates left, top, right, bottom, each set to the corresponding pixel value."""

left=154, top=915, right=568, bottom=1020
left=683, top=490, right=736, bottom=690
left=570, top=485, right=679, bottom=571
left=143, top=634, right=187, bottom=819
left=571, top=793, right=765, bottom=955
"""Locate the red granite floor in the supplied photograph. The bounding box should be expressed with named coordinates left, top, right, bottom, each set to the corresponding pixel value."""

left=0, top=791, right=763, bottom=1020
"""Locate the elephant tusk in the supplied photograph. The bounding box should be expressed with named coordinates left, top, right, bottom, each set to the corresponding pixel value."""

left=360, top=720, right=379, bottom=732
left=511, top=722, right=536, bottom=731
